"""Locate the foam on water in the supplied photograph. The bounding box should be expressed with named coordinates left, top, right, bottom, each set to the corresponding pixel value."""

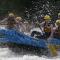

left=0, top=47, right=60, bottom=60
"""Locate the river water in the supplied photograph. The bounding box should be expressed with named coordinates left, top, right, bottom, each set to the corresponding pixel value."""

left=0, top=46, right=60, bottom=60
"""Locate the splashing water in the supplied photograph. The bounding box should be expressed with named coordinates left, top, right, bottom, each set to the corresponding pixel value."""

left=0, top=0, right=60, bottom=60
left=0, top=47, right=60, bottom=60
left=24, top=0, right=58, bottom=22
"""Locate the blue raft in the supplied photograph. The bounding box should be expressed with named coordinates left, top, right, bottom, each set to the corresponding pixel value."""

left=0, top=29, right=60, bottom=49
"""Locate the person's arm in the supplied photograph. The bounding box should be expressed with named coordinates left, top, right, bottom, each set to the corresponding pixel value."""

left=0, top=18, right=8, bottom=24
left=40, top=21, right=45, bottom=33
left=40, top=21, right=45, bottom=26
left=47, top=24, right=55, bottom=40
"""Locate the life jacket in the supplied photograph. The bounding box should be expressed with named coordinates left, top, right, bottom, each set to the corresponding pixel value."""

left=44, top=22, right=51, bottom=33
left=44, top=26, right=51, bottom=32
left=7, top=17, right=16, bottom=29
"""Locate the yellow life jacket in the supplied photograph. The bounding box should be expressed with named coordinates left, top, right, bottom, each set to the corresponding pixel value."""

left=44, top=26, right=51, bottom=32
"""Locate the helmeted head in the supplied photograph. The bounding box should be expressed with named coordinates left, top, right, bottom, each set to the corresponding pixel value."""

left=56, top=20, right=60, bottom=26
left=16, top=17, right=22, bottom=22
left=8, top=13, right=15, bottom=17
left=58, top=13, right=60, bottom=16
left=44, top=15, right=51, bottom=22
left=58, top=13, right=60, bottom=19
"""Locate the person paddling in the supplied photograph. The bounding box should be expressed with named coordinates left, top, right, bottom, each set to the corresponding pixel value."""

left=7, top=13, right=16, bottom=29
left=40, top=15, right=53, bottom=39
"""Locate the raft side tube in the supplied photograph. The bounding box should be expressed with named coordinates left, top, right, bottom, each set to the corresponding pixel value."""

left=0, top=29, right=47, bottom=48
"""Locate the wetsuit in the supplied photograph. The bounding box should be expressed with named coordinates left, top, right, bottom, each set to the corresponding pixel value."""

left=54, top=27, right=60, bottom=39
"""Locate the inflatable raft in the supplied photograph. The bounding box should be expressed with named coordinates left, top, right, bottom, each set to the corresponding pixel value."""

left=0, top=29, right=60, bottom=56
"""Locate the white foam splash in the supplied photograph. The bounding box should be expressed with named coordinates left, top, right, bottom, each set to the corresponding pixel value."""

left=0, top=47, right=60, bottom=60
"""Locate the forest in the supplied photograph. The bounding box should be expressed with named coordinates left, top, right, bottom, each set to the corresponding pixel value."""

left=0, top=0, right=60, bottom=17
